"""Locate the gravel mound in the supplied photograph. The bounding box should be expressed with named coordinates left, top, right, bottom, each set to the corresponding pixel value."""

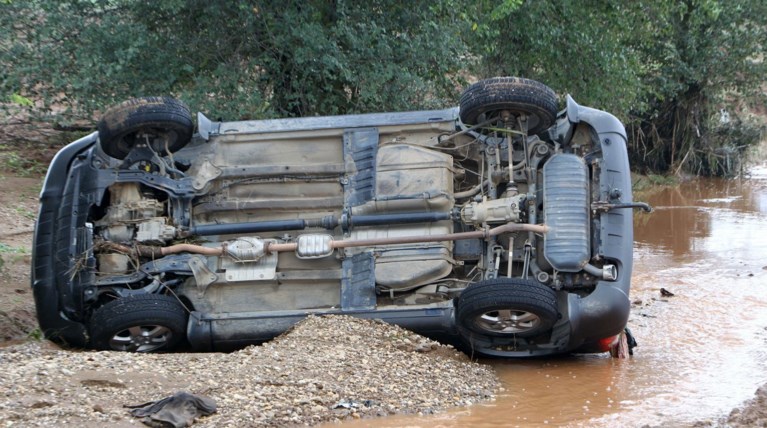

left=0, top=315, right=498, bottom=426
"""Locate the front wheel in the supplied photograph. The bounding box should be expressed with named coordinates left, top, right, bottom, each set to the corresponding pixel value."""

left=459, top=77, right=558, bottom=134
left=97, top=97, right=194, bottom=160
left=456, top=278, right=558, bottom=338
left=89, top=294, right=188, bottom=352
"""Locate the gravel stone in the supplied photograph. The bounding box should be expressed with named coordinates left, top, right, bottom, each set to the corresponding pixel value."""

left=0, top=315, right=498, bottom=426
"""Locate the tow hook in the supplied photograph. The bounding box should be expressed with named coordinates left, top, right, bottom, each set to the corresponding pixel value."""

left=591, top=201, right=653, bottom=213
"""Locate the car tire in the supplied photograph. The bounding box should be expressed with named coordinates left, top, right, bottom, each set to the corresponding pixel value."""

left=98, top=97, right=194, bottom=160
left=89, top=294, right=188, bottom=352
left=459, top=77, right=558, bottom=134
left=455, top=278, right=558, bottom=338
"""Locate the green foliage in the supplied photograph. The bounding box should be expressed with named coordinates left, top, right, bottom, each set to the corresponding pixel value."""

left=27, top=328, right=44, bottom=341
left=1, top=152, right=47, bottom=177
left=1, top=0, right=764, bottom=176
left=15, top=206, right=36, bottom=220
left=1, top=0, right=468, bottom=120
left=487, top=0, right=524, bottom=20
left=627, top=0, right=767, bottom=175
left=0, top=243, right=28, bottom=254
left=466, top=0, right=766, bottom=175
left=631, top=172, right=678, bottom=194
left=466, top=1, right=648, bottom=117
left=9, top=93, right=33, bottom=106
left=0, top=242, right=27, bottom=269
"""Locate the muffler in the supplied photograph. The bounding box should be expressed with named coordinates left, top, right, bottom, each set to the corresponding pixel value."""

left=543, top=153, right=590, bottom=272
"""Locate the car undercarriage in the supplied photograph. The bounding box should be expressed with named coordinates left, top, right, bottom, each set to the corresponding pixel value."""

left=32, top=77, right=645, bottom=356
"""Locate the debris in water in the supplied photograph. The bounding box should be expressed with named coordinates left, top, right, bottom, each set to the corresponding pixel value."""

left=609, top=328, right=638, bottom=358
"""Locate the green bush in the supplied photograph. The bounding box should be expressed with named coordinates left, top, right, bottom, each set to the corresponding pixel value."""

left=2, top=0, right=765, bottom=176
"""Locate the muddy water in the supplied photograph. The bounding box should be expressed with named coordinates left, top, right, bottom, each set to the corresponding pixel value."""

left=343, top=162, right=767, bottom=427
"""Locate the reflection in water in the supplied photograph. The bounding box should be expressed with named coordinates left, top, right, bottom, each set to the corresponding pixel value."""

left=336, top=163, right=767, bottom=428
left=635, top=175, right=767, bottom=261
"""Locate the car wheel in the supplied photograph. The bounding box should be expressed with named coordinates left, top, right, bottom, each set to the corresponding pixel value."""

left=456, top=278, right=558, bottom=338
left=97, top=97, right=194, bottom=160
left=459, top=77, right=558, bottom=134
left=89, top=294, right=188, bottom=352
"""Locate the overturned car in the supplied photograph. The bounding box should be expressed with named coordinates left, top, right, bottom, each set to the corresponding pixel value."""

left=33, top=77, right=645, bottom=356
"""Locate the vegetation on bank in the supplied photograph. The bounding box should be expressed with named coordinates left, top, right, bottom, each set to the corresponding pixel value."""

left=1, top=0, right=765, bottom=176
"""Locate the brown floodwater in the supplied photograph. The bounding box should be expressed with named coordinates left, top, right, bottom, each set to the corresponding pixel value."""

left=340, top=162, right=767, bottom=427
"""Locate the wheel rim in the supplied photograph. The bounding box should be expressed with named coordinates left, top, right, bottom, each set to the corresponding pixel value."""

left=109, top=325, right=173, bottom=352
left=476, top=309, right=541, bottom=334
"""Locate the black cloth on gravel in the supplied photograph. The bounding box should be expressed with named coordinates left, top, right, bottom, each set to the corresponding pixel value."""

left=127, top=391, right=217, bottom=428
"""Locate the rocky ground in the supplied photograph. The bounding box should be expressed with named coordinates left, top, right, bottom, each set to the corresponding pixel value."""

left=0, top=315, right=498, bottom=427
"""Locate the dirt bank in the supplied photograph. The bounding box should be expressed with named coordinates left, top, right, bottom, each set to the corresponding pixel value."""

left=0, top=176, right=41, bottom=342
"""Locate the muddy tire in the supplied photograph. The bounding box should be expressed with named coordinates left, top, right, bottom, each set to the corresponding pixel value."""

left=98, top=97, right=193, bottom=160
left=456, top=278, right=558, bottom=338
left=459, top=77, right=558, bottom=134
left=89, top=294, right=187, bottom=352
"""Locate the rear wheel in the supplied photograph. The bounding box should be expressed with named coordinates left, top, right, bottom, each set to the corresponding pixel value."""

left=89, top=294, right=188, bottom=352
left=456, top=278, right=558, bottom=338
left=459, top=77, right=558, bottom=134
left=98, top=97, right=193, bottom=160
